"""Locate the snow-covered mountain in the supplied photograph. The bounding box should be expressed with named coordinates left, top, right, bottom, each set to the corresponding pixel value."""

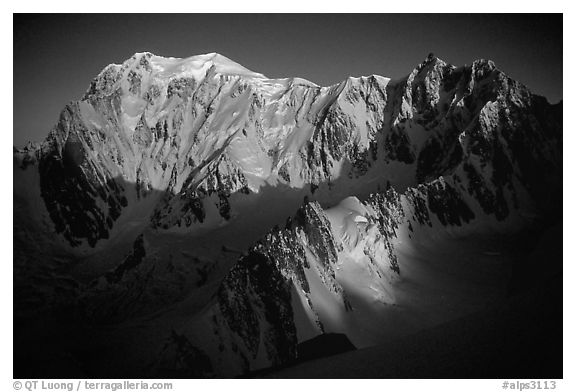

left=13, top=52, right=562, bottom=377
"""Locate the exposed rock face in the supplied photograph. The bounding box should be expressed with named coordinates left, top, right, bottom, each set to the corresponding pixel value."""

left=217, top=250, right=297, bottom=368
left=206, top=162, right=533, bottom=374
left=15, top=52, right=561, bottom=248
left=13, top=52, right=562, bottom=377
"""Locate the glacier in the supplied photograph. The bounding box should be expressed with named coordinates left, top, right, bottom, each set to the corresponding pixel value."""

left=13, top=51, right=562, bottom=377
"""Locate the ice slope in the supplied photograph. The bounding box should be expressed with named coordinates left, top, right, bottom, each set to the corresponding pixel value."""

left=262, top=223, right=562, bottom=379
left=148, top=52, right=267, bottom=80
left=22, top=52, right=394, bottom=250
left=17, top=51, right=560, bottom=253
left=13, top=51, right=562, bottom=378
left=154, top=175, right=528, bottom=376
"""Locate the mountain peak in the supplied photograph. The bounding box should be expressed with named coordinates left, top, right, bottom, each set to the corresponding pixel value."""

left=143, top=52, right=267, bottom=80
left=421, top=52, right=447, bottom=68
left=14, top=47, right=562, bottom=378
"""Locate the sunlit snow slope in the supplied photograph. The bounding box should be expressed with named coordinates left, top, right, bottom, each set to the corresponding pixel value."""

left=13, top=51, right=562, bottom=378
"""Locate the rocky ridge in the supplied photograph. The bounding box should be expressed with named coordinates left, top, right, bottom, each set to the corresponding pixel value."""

left=13, top=51, right=562, bottom=377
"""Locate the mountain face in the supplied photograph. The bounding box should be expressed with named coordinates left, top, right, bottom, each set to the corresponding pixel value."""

left=13, top=52, right=562, bottom=377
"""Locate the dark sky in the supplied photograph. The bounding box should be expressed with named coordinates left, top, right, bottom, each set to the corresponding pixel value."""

left=13, top=14, right=563, bottom=146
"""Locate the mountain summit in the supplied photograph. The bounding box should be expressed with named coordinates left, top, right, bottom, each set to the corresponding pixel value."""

left=14, top=52, right=562, bottom=377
